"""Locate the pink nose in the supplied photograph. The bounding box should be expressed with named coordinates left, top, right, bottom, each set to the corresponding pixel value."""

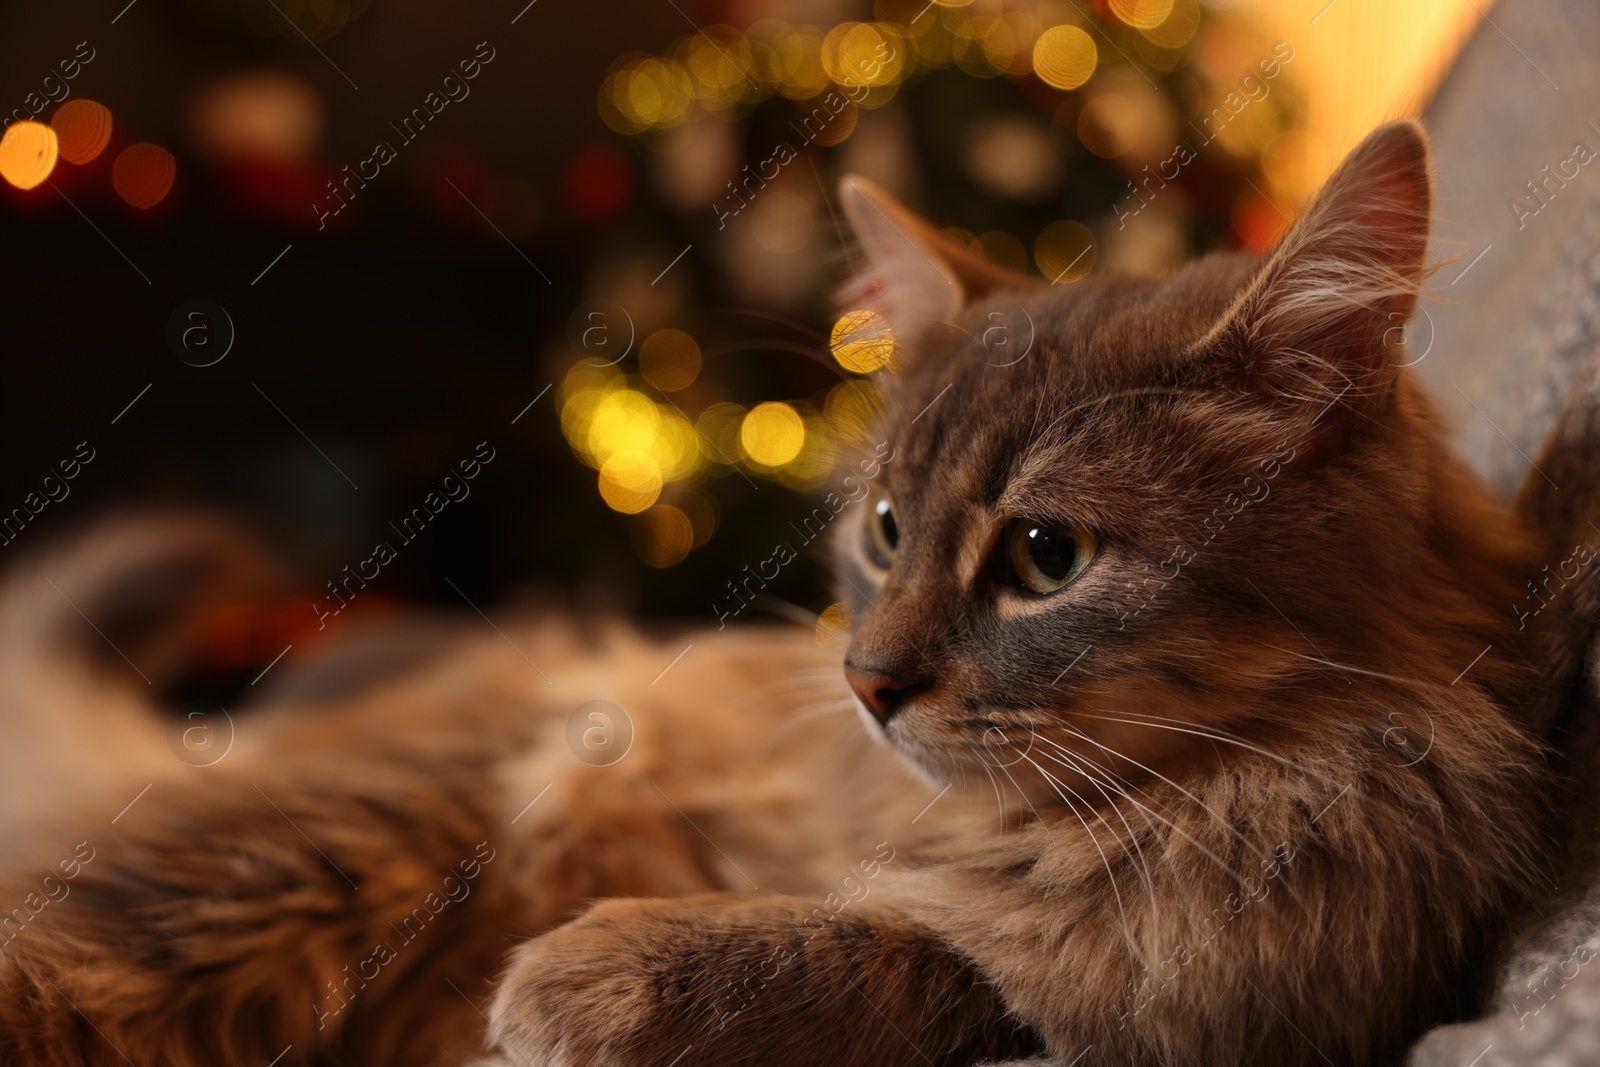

left=845, top=664, right=918, bottom=725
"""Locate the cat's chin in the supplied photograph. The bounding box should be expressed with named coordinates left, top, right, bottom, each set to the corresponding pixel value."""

left=850, top=697, right=951, bottom=788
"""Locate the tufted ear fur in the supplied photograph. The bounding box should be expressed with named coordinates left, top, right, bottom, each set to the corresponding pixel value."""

left=836, top=176, right=1037, bottom=364
left=1205, top=120, right=1434, bottom=442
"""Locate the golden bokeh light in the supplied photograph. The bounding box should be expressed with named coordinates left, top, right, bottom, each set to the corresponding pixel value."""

left=598, top=451, right=663, bottom=514
left=653, top=408, right=705, bottom=481
left=825, top=379, right=886, bottom=441
left=1077, top=94, right=1141, bottom=158
left=982, top=12, right=1043, bottom=77
left=630, top=504, right=695, bottom=567
left=586, top=387, right=661, bottom=460
left=695, top=402, right=747, bottom=465
left=599, top=55, right=695, bottom=133
left=775, top=415, right=838, bottom=489
left=1035, top=219, right=1098, bottom=282
left=1143, top=0, right=1201, bottom=49
left=0, top=121, right=59, bottom=190
left=770, top=27, right=830, bottom=99
left=740, top=402, right=806, bottom=467
left=750, top=190, right=815, bottom=254
left=112, top=143, right=176, bottom=208
left=685, top=26, right=754, bottom=107
left=1110, top=0, right=1176, bottom=30
left=639, top=329, right=702, bottom=392
left=816, top=601, right=851, bottom=647
left=821, top=23, right=905, bottom=89
left=830, top=309, right=896, bottom=374
left=559, top=368, right=704, bottom=486
left=1032, top=25, right=1097, bottom=91
left=51, top=100, right=112, bottom=165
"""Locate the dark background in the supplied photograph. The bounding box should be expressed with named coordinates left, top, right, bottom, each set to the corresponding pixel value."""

left=0, top=0, right=1290, bottom=675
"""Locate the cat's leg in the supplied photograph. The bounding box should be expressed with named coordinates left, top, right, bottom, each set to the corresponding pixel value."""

left=484, top=892, right=1041, bottom=1067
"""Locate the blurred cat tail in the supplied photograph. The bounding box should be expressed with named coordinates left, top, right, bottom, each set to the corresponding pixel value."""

left=0, top=512, right=288, bottom=866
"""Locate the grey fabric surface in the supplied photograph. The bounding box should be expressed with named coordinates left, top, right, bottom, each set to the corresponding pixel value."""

left=1415, top=0, right=1600, bottom=505
left=1408, top=0, right=1600, bottom=1062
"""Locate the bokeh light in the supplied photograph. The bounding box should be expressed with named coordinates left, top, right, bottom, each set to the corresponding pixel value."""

left=830, top=309, right=895, bottom=373
left=0, top=121, right=59, bottom=190
left=112, top=143, right=177, bottom=208
left=639, top=329, right=702, bottom=392
left=51, top=100, right=112, bottom=165
left=598, top=451, right=663, bottom=513
left=695, top=402, right=748, bottom=464
left=821, top=23, right=906, bottom=90
left=189, top=73, right=319, bottom=162
left=1032, top=25, right=1097, bottom=90
left=749, top=190, right=815, bottom=254
left=1078, top=94, right=1141, bottom=158
left=1035, top=219, right=1098, bottom=282
left=774, top=413, right=838, bottom=488
left=815, top=601, right=851, bottom=646
left=559, top=361, right=706, bottom=495
left=630, top=504, right=695, bottom=567
left=825, top=379, right=886, bottom=441
left=740, top=402, right=805, bottom=466
left=1110, top=0, right=1176, bottom=30
left=1143, top=0, right=1201, bottom=49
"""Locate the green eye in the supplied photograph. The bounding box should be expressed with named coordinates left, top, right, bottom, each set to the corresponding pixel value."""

left=1007, top=520, right=1096, bottom=595
left=864, top=498, right=898, bottom=568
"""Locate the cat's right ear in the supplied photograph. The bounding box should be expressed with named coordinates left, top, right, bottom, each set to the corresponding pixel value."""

left=836, top=176, right=1029, bottom=363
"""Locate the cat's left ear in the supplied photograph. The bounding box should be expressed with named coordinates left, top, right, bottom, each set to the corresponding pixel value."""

left=1206, top=120, right=1432, bottom=435
left=837, top=176, right=1036, bottom=362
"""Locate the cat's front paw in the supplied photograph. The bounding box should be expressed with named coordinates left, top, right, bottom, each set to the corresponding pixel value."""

left=485, top=897, right=713, bottom=1067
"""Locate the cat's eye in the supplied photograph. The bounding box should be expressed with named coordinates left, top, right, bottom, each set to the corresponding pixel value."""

left=1006, top=520, right=1097, bottom=595
left=864, top=498, right=898, bottom=568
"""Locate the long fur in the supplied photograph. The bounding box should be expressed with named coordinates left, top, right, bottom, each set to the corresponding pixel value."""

left=0, top=121, right=1553, bottom=1067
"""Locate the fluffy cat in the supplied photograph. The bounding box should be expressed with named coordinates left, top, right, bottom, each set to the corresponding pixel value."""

left=0, top=120, right=1547, bottom=1067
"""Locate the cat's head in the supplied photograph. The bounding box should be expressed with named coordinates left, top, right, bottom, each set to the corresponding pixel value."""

left=830, top=121, right=1509, bottom=804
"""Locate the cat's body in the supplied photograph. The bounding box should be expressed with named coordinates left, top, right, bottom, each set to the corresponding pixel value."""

left=0, top=121, right=1553, bottom=1066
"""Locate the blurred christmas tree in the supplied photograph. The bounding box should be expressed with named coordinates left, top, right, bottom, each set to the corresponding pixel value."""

left=554, top=0, right=1303, bottom=600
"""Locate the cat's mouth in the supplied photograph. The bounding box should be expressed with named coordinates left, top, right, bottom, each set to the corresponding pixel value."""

left=852, top=692, right=1086, bottom=801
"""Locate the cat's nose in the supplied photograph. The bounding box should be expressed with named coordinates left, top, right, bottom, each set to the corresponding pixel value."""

left=845, top=662, right=921, bottom=725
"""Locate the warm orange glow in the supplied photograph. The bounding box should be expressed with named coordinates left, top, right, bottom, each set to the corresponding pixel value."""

left=1032, top=25, right=1097, bottom=91
left=0, top=121, right=59, bottom=190
left=1232, top=0, right=1487, bottom=203
left=189, top=73, right=321, bottom=162
left=112, top=143, right=176, bottom=208
left=51, top=100, right=112, bottom=165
